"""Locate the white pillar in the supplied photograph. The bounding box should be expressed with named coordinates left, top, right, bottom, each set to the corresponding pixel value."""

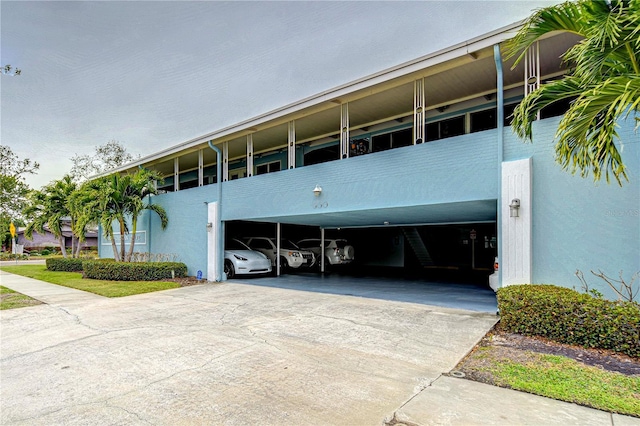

left=413, top=78, right=425, bottom=144
left=340, top=103, right=349, bottom=159
left=198, top=149, right=204, bottom=186
left=288, top=120, right=296, bottom=169
left=501, top=158, right=532, bottom=286
left=207, top=201, right=221, bottom=282
left=223, top=141, right=229, bottom=182
left=173, top=157, right=179, bottom=192
left=246, top=134, right=254, bottom=177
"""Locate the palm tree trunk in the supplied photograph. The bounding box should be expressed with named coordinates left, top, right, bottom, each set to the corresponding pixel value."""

left=110, top=234, right=120, bottom=262
left=75, top=240, right=83, bottom=258
left=59, top=236, right=67, bottom=258
left=119, top=220, right=126, bottom=262
left=126, top=217, right=138, bottom=263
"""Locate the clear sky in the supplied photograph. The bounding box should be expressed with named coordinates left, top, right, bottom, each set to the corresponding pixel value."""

left=2, top=0, right=562, bottom=189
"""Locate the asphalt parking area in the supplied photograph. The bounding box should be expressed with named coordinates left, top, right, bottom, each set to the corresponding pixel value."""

left=1, top=280, right=498, bottom=425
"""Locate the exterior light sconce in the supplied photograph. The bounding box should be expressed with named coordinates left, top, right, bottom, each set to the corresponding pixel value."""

left=509, top=198, right=521, bottom=217
left=313, top=185, right=322, bottom=197
left=206, top=222, right=213, bottom=230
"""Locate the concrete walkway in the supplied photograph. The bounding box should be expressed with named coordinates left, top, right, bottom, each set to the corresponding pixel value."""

left=1, top=271, right=638, bottom=425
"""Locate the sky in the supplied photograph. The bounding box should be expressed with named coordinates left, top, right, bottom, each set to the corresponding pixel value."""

left=2, top=0, right=562, bottom=190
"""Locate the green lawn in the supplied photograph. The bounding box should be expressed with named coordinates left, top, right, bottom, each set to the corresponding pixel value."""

left=475, top=347, right=640, bottom=417
left=0, top=286, right=43, bottom=310
left=0, top=265, right=181, bottom=297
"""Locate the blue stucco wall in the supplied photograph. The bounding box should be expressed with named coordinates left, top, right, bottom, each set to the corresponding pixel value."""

left=506, top=116, right=639, bottom=299
left=222, top=132, right=499, bottom=222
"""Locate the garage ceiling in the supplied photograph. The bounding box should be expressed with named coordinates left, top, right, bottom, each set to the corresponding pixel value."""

left=241, top=199, right=497, bottom=229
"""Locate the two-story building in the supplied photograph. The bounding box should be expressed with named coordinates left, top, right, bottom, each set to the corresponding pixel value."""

left=99, top=21, right=639, bottom=299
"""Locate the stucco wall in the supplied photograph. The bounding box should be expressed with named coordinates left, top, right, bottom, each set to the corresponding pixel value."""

left=506, top=116, right=639, bottom=299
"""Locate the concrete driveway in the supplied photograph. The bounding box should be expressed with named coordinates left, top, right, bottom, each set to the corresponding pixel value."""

left=1, top=275, right=498, bottom=425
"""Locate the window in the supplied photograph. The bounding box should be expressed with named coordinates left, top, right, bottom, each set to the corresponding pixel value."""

left=304, top=143, right=340, bottom=166
left=426, top=115, right=465, bottom=141
left=256, top=161, right=281, bottom=175
left=541, top=97, right=575, bottom=119
left=372, top=133, right=391, bottom=152
left=470, top=108, right=497, bottom=133
left=350, top=138, right=370, bottom=156
left=372, top=128, right=412, bottom=153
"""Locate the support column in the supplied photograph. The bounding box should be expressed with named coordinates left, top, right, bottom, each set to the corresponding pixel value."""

left=288, top=120, right=296, bottom=169
left=413, top=78, right=425, bottom=144
left=276, top=222, right=281, bottom=276
left=340, top=103, right=349, bottom=159
left=320, top=228, right=325, bottom=273
left=501, top=158, right=532, bottom=286
left=173, top=157, right=179, bottom=192
left=246, top=134, right=254, bottom=177
left=198, top=149, right=204, bottom=186
left=524, top=41, right=541, bottom=120
left=223, top=141, right=229, bottom=182
left=207, top=201, right=222, bottom=282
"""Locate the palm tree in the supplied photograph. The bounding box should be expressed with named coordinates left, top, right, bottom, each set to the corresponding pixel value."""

left=506, top=0, right=640, bottom=185
left=87, top=169, right=168, bottom=262
left=23, top=175, right=78, bottom=258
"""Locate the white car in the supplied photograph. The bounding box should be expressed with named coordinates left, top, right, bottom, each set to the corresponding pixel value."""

left=224, top=239, right=272, bottom=279
left=243, top=237, right=315, bottom=271
left=488, top=257, right=499, bottom=292
left=297, top=238, right=355, bottom=268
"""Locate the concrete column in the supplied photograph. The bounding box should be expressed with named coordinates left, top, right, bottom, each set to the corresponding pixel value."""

left=207, top=201, right=221, bottom=282
left=501, top=158, right=532, bottom=286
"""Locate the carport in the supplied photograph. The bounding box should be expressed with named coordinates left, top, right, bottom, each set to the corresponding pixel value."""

left=222, top=198, right=498, bottom=311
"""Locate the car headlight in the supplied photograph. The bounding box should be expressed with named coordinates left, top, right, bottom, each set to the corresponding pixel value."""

left=234, top=254, right=248, bottom=261
left=288, top=251, right=301, bottom=257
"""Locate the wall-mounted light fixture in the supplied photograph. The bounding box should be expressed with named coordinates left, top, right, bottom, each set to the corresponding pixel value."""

left=206, top=222, right=213, bottom=230
left=313, top=185, right=322, bottom=197
left=509, top=198, right=521, bottom=217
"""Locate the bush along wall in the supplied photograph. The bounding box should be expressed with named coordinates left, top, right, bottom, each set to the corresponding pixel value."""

left=82, top=261, right=187, bottom=281
left=497, top=284, right=640, bottom=358
left=46, top=258, right=85, bottom=272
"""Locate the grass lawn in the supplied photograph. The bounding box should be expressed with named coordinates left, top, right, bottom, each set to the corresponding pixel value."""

left=0, top=286, right=43, bottom=310
left=460, top=344, right=640, bottom=417
left=0, top=265, right=181, bottom=297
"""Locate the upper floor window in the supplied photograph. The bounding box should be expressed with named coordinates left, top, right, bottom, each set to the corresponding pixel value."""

left=256, top=160, right=281, bottom=175
left=426, top=115, right=465, bottom=141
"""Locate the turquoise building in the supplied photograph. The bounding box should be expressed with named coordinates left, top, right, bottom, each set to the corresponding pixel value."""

left=98, top=22, right=639, bottom=300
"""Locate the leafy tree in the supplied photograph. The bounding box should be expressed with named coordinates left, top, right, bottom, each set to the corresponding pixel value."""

left=0, top=146, right=39, bottom=250
left=23, top=175, right=80, bottom=258
left=81, top=169, right=168, bottom=262
left=70, top=140, right=139, bottom=182
left=506, top=0, right=640, bottom=185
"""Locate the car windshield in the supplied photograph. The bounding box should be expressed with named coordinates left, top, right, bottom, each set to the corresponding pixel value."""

left=281, top=239, right=300, bottom=250
left=227, top=239, right=250, bottom=251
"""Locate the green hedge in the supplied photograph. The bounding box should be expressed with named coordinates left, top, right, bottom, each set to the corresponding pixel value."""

left=82, top=260, right=187, bottom=281
left=46, top=258, right=85, bottom=272
left=497, top=285, right=640, bottom=358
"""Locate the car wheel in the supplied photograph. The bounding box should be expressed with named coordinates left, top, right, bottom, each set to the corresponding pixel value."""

left=278, top=256, right=289, bottom=274
left=224, top=260, right=235, bottom=279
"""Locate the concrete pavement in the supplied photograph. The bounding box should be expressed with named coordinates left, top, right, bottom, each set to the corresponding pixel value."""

left=1, top=270, right=638, bottom=425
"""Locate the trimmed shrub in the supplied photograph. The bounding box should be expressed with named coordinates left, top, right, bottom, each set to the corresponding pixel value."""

left=497, top=284, right=640, bottom=358
left=82, top=260, right=187, bottom=281
left=46, top=257, right=85, bottom=272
